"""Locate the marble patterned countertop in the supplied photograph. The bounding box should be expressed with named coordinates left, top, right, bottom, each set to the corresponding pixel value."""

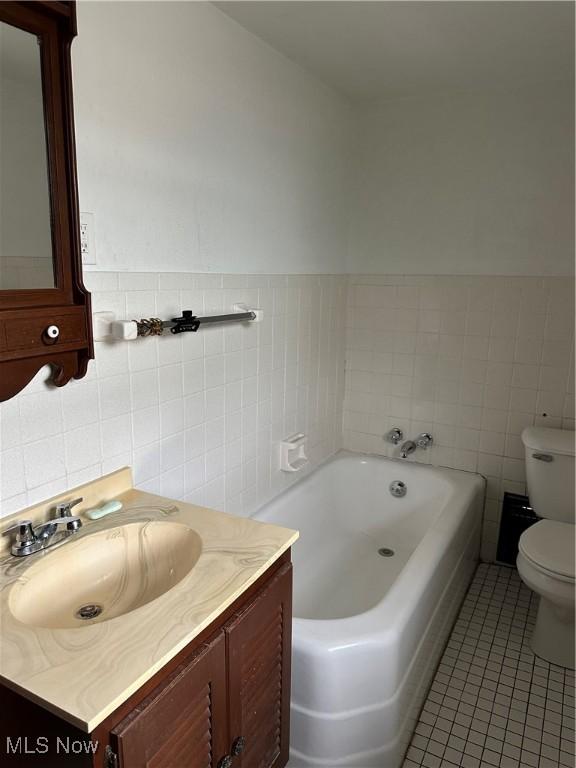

left=0, top=469, right=298, bottom=732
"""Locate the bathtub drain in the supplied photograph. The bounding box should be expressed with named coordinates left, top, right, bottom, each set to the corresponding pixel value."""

left=389, top=480, right=407, bottom=498
left=378, top=548, right=394, bottom=557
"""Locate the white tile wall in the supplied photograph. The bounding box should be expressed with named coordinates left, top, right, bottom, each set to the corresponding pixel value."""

left=343, top=275, right=575, bottom=561
left=2, top=271, right=574, bottom=563
left=0, top=273, right=346, bottom=519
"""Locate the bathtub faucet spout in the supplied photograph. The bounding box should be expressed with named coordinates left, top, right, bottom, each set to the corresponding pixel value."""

left=400, top=440, right=416, bottom=459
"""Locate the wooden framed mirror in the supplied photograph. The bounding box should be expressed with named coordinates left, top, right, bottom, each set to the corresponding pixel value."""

left=0, top=0, right=92, bottom=401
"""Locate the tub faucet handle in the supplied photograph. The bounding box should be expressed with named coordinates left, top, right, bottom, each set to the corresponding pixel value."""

left=386, top=427, right=404, bottom=445
left=416, top=433, right=433, bottom=449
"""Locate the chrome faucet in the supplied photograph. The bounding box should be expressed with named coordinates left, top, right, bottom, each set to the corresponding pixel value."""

left=400, top=440, right=417, bottom=458
left=2, top=498, right=83, bottom=557
left=400, top=433, right=434, bottom=459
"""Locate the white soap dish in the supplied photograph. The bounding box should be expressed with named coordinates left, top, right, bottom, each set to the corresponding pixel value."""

left=280, top=433, right=308, bottom=472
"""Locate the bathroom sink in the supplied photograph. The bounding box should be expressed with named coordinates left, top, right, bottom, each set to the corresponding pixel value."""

left=9, top=521, right=202, bottom=629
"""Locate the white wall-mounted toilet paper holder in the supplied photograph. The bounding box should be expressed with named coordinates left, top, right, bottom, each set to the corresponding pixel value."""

left=280, top=433, right=308, bottom=472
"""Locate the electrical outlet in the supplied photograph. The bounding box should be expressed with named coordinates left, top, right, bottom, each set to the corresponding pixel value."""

left=80, top=212, right=96, bottom=265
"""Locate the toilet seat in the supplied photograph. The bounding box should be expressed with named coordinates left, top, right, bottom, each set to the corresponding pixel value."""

left=518, top=520, right=575, bottom=583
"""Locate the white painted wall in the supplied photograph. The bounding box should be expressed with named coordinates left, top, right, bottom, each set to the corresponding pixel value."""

left=348, top=85, right=574, bottom=276
left=72, top=1, right=352, bottom=275
left=71, top=4, right=573, bottom=278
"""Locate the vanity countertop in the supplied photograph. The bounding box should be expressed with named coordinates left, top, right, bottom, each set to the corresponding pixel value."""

left=0, top=469, right=298, bottom=732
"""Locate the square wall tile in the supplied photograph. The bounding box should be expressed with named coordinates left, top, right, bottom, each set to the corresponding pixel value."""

left=0, top=273, right=347, bottom=523
left=344, top=275, right=575, bottom=561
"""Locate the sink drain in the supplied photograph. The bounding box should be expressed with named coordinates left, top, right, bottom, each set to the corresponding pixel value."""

left=75, top=604, right=103, bottom=620
left=378, top=548, right=395, bottom=557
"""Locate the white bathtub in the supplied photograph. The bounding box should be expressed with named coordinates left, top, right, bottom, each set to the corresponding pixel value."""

left=253, top=451, right=485, bottom=767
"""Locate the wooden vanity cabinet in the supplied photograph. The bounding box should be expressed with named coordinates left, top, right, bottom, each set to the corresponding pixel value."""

left=109, top=560, right=292, bottom=768
left=225, top=560, right=292, bottom=768
left=0, top=555, right=293, bottom=768
left=109, top=633, right=228, bottom=768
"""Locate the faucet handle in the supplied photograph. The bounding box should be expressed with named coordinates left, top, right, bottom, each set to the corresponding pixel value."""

left=416, top=433, right=433, bottom=449
left=55, top=497, right=83, bottom=517
left=50, top=515, right=83, bottom=532
left=2, top=520, right=36, bottom=545
left=386, top=427, right=404, bottom=445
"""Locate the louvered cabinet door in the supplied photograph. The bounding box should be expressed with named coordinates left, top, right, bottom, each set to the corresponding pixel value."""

left=110, top=633, right=228, bottom=768
left=225, top=563, right=293, bottom=768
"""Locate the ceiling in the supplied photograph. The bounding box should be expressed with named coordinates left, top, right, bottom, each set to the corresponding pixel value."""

left=215, top=1, right=575, bottom=102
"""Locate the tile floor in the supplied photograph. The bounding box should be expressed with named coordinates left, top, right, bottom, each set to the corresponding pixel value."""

left=403, top=564, right=575, bottom=768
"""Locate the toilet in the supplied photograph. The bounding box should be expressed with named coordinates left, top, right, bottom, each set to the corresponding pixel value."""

left=517, top=427, right=575, bottom=669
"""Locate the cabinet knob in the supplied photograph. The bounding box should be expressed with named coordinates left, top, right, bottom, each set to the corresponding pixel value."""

left=231, top=737, right=246, bottom=756
left=218, top=756, right=233, bottom=768
left=44, top=324, right=60, bottom=343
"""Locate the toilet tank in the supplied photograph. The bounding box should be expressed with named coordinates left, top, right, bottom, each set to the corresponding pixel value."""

left=522, top=427, right=575, bottom=523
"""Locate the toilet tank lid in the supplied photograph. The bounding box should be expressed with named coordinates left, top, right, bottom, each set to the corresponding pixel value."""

left=522, top=427, right=576, bottom=457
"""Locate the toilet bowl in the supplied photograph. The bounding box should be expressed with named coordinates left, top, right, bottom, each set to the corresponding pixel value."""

left=517, top=427, right=575, bottom=669
left=517, top=520, right=575, bottom=669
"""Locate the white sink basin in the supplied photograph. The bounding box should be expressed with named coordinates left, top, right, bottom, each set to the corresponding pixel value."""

left=9, top=521, right=202, bottom=628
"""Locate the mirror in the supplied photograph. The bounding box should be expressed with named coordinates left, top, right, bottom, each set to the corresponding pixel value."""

left=0, top=21, right=54, bottom=290
left=0, top=1, right=93, bottom=403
